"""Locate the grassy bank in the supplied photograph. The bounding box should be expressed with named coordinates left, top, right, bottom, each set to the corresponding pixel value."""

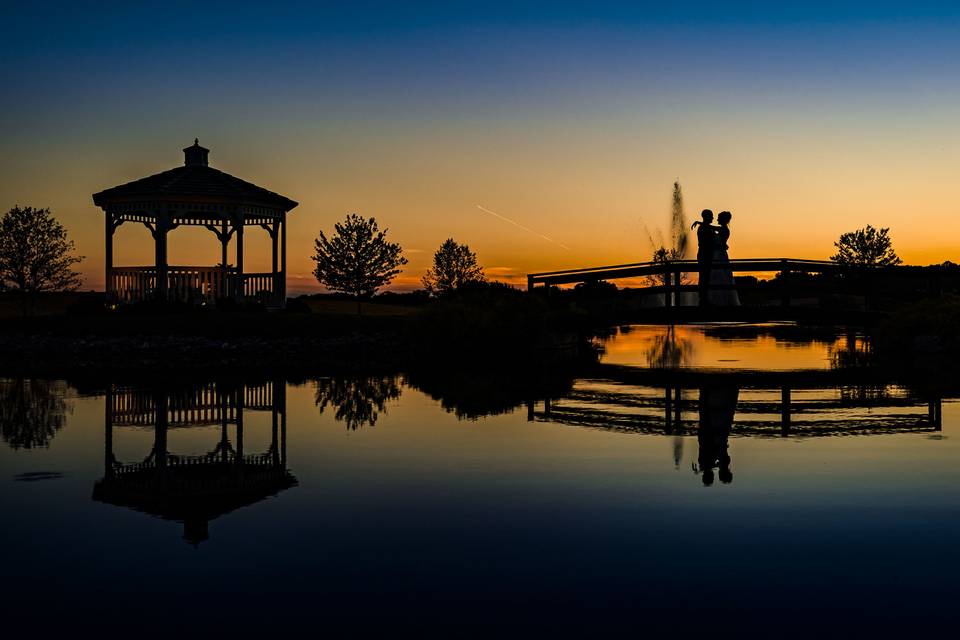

left=874, top=296, right=960, bottom=366
left=0, top=285, right=605, bottom=374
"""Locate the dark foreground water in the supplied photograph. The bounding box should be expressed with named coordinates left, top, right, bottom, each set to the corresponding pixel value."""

left=1, top=325, right=957, bottom=632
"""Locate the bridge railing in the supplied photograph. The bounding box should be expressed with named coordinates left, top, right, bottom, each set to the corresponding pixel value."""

left=526, top=258, right=944, bottom=309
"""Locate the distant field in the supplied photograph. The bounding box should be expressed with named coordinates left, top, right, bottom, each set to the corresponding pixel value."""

left=304, top=299, right=420, bottom=316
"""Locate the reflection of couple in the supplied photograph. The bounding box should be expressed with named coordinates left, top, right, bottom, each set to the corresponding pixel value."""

left=693, top=384, right=739, bottom=486
left=692, top=209, right=740, bottom=307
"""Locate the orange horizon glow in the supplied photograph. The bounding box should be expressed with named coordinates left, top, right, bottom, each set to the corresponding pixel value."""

left=24, top=138, right=959, bottom=296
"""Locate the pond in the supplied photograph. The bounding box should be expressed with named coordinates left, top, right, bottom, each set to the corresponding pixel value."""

left=0, top=325, right=957, bottom=631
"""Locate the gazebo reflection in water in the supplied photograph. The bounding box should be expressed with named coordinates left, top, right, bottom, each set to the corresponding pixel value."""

left=93, top=380, right=296, bottom=546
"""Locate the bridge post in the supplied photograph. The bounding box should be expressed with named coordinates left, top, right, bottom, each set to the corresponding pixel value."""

left=527, top=274, right=535, bottom=292
left=673, top=269, right=682, bottom=309
left=664, top=269, right=673, bottom=311
left=781, top=386, right=791, bottom=436
left=929, top=399, right=942, bottom=430
left=664, top=386, right=672, bottom=432
left=780, top=260, right=791, bottom=308
left=674, top=386, right=681, bottom=424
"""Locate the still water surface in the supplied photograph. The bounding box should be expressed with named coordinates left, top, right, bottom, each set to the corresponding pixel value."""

left=1, top=325, right=957, bottom=629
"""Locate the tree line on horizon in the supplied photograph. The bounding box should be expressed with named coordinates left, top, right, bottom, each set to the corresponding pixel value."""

left=0, top=197, right=918, bottom=313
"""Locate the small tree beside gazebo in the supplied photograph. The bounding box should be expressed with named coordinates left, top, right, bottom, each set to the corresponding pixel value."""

left=92, top=140, right=298, bottom=307
left=312, top=213, right=407, bottom=313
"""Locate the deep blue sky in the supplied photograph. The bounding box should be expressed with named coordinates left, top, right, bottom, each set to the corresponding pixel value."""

left=2, top=1, right=959, bottom=288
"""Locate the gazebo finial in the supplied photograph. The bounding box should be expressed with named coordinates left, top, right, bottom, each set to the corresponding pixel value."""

left=183, top=139, right=209, bottom=167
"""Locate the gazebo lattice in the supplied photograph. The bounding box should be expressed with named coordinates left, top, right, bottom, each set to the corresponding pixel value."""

left=92, top=140, right=298, bottom=307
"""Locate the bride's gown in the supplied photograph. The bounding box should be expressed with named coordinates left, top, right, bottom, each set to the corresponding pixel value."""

left=709, top=226, right=740, bottom=306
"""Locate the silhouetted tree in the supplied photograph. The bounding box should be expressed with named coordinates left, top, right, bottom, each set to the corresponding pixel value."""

left=648, top=246, right=686, bottom=288
left=0, top=379, right=70, bottom=450
left=831, top=225, right=902, bottom=267
left=314, top=376, right=402, bottom=430
left=312, top=214, right=407, bottom=313
left=0, top=206, right=83, bottom=314
left=422, top=238, right=485, bottom=295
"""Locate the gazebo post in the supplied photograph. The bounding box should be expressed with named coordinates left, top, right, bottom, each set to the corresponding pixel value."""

left=271, top=219, right=279, bottom=306
left=105, top=384, right=114, bottom=479
left=220, top=219, right=229, bottom=298
left=280, top=212, right=287, bottom=305
left=234, top=215, right=244, bottom=303
left=104, top=211, right=114, bottom=301
left=236, top=385, right=245, bottom=473
left=154, top=209, right=170, bottom=300
left=271, top=381, right=280, bottom=467
left=279, top=380, right=287, bottom=468
left=155, top=391, right=168, bottom=469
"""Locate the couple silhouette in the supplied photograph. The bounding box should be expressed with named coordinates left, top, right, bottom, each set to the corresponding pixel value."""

left=693, top=384, right=738, bottom=486
left=692, top=209, right=740, bottom=307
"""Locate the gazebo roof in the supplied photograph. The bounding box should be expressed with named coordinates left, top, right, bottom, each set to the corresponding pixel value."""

left=93, top=466, right=298, bottom=545
left=92, top=140, right=298, bottom=211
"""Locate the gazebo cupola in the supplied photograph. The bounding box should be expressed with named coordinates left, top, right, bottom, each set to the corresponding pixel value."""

left=92, top=140, right=298, bottom=307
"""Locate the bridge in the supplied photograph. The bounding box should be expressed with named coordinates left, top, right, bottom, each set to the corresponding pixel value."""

left=526, top=258, right=945, bottom=320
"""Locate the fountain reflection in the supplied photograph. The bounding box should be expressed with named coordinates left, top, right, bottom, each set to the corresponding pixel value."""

left=643, top=325, right=694, bottom=369
left=92, top=380, right=296, bottom=546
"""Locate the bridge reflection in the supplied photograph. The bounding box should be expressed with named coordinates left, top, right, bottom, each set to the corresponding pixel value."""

left=526, top=373, right=942, bottom=486
left=93, top=380, right=296, bottom=545
left=526, top=381, right=942, bottom=438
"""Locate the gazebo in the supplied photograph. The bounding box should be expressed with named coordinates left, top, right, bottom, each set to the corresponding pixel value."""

left=93, top=380, right=296, bottom=545
left=92, top=140, right=298, bottom=307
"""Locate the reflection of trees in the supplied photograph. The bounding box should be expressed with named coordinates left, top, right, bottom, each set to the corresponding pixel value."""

left=838, top=384, right=893, bottom=403
left=829, top=334, right=891, bottom=400
left=644, top=326, right=693, bottom=368
left=0, top=379, right=70, bottom=450
left=407, top=368, right=576, bottom=421
left=314, top=376, right=402, bottom=430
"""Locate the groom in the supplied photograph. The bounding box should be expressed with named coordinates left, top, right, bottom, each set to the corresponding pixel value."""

left=696, top=209, right=715, bottom=306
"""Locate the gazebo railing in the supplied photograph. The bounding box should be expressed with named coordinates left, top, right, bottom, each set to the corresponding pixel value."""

left=167, top=266, right=229, bottom=302
left=111, top=267, right=157, bottom=303
left=243, top=273, right=276, bottom=301
left=109, top=266, right=282, bottom=306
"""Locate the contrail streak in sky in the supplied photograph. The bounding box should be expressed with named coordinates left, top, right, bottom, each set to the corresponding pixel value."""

left=476, top=205, right=570, bottom=251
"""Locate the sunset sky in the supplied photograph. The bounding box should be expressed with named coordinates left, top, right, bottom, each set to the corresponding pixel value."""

left=2, top=2, right=959, bottom=292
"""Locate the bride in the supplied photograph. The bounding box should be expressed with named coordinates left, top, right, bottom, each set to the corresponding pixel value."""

left=708, top=211, right=740, bottom=306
